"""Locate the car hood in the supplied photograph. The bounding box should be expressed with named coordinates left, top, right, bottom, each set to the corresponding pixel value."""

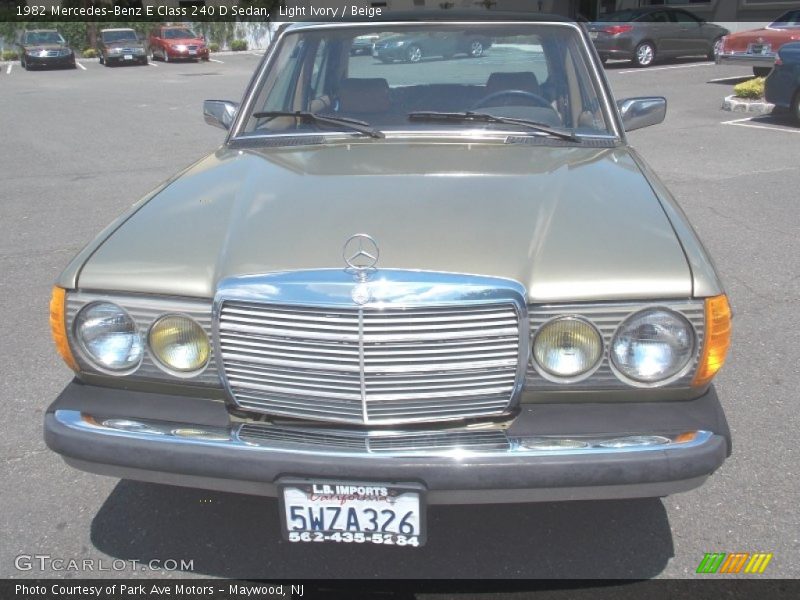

left=165, top=37, right=204, bottom=44
left=103, top=40, right=144, bottom=48
left=76, top=142, right=693, bottom=303
left=23, top=43, right=68, bottom=51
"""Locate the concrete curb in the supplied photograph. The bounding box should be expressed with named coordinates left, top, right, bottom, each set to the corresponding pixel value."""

left=722, top=94, right=774, bottom=115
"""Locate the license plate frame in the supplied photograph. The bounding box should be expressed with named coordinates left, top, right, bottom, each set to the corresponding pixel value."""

left=279, top=478, right=427, bottom=547
left=123, top=54, right=133, bottom=61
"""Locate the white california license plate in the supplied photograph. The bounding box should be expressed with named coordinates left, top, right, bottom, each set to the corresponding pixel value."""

left=189, top=50, right=197, bottom=55
left=590, top=31, right=599, bottom=40
left=748, top=43, right=771, bottom=55
left=280, top=479, right=425, bottom=546
left=123, top=54, right=133, bottom=60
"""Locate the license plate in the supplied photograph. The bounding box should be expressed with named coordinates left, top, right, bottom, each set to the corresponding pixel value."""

left=189, top=50, right=197, bottom=55
left=748, top=43, right=770, bottom=55
left=280, top=479, right=425, bottom=547
left=590, top=31, right=599, bottom=40
left=123, top=54, right=133, bottom=60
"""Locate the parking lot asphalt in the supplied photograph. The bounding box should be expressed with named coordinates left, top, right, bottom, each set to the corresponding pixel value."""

left=1, top=52, right=799, bottom=583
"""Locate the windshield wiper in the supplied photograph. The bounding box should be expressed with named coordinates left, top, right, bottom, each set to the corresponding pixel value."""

left=251, top=111, right=384, bottom=139
left=407, top=111, right=579, bottom=142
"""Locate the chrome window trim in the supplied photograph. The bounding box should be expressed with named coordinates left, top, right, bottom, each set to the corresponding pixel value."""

left=213, top=269, right=529, bottom=425
left=228, top=20, right=622, bottom=144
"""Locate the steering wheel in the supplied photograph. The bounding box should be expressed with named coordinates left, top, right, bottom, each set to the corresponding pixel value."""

left=471, top=89, right=551, bottom=110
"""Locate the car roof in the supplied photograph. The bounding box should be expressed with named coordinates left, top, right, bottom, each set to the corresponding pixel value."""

left=101, top=28, right=136, bottom=32
left=285, top=11, right=572, bottom=31
left=24, top=29, right=59, bottom=33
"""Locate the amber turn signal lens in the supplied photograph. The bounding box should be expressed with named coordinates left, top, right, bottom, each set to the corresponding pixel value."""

left=49, top=286, right=79, bottom=372
left=692, top=294, right=731, bottom=387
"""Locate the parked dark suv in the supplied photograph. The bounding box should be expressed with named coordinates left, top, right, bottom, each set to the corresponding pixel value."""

left=588, top=7, right=728, bottom=67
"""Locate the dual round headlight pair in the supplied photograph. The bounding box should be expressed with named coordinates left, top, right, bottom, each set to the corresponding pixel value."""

left=532, top=308, right=695, bottom=385
left=74, top=303, right=209, bottom=374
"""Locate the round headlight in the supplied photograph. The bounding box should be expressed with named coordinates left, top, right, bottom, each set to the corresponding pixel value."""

left=611, top=309, right=695, bottom=384
left=532, top=317, right=603, bottom=379
left=74, top=302, right=143, bottom=372
left=148, top=315, right=210, bottom=373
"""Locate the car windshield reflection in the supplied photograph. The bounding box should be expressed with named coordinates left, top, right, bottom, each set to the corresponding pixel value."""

left=241, top=23, right=612, bottom=140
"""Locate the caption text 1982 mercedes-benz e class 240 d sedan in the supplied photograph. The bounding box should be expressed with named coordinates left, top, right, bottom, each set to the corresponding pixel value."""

left=46, top=15, right=732, bottom=547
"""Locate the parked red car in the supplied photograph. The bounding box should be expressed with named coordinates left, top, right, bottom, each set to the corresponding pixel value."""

left=716, top=9, right=800, bottom=76
left=148, top=26, right=209, bottom=63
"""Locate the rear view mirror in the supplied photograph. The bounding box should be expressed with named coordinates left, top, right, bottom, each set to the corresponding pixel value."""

left=617, top=97, right=667, bottom=132
left=203, top=100, right=239, bottom=131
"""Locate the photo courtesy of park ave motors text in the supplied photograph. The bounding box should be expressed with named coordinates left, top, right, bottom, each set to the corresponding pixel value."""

left=1, top=0, right=799, bottom=582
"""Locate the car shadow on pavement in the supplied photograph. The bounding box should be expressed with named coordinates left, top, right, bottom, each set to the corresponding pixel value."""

left=91, top=481, right=674, bottom=581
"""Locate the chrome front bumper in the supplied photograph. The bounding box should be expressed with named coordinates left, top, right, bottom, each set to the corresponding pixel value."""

left=716, top=53, right=775, bottom=69
left=45, top=382, right=731, bottom=504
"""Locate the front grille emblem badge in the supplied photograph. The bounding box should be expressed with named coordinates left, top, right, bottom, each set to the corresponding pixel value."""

left=343, top=234, right=379, bottom=306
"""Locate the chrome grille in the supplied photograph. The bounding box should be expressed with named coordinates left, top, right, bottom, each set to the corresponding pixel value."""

left=237, top=423, right=511, bottom=454
left=219, top=301, right=522, bottom=424
left=525, top=301, right=705, bottom=390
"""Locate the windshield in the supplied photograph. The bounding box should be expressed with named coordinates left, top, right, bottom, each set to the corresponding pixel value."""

left=102, top=30, right=138, bottom=43
left=241, top=23, right=612, bottom=140
left=164, top=28, right=198, bottom=40
left=24, top=31, right=65, bottom=45
left=769, top=10, right=800, bottom=29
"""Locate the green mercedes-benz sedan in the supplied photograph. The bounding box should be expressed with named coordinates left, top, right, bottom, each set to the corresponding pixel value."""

left=46, top=14, right=732, bottom=547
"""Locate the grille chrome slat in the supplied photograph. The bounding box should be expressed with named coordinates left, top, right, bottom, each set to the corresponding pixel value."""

left=237, top=423, right=512, bottom=453
left=218, top=296, right=523, bottom=424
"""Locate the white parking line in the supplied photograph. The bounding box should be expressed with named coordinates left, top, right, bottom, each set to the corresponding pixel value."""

left=6, top=63, right=12, bottom=75
left=76, top=61, right=86, bottom=71
left=721, top=116, right=800, bottom=134
left=148, top=61, right=158, bottom=67
left=208, top=58, right=224, bottom=64
left=616, top=62, right=714, bottom=74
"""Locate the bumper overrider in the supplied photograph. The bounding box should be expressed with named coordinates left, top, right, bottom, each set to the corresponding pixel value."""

left=45, top=381, right=731, bottom=503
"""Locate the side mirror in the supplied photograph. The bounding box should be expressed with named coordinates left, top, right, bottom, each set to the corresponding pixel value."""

left=617, top=97, right=666, bottom=132
left=203, top=100, right=239, bottom=131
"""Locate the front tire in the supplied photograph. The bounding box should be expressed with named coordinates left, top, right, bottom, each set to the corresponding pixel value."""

left=633, top=41, right=656, bottom=67
left=753, top=66, right=771, bottom=77
left=709, top=37, right=723, bottom=61
left=791, top=91, right=800, bottom=126
left=405, top=44, right=422, bottom=63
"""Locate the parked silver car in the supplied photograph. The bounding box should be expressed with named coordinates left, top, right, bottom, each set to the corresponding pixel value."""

left=46, top=14, right=732, bottom=548
left=588, top=7, right=729, bottom=67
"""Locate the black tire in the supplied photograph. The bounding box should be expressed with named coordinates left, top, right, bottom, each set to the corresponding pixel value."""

left=600, top=55, right=608, bottom=66
left=379, top=57, right=392, bottom=64
left=753, top=66, right=771, bottom=77
left=468, top=40, right=484, bottom=58
left=98, top=53, right=104, bottom=65
left=791, top=91, right=800, bottom=126
left=633, top=41, right=656, bottom=68
left=405, top=44, right=422, bottom=63
left=21, top=55, right=27, bottom=70
left=709, top=37, right=723, bottom=61
left=140, top=57, right=148, bottom=66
